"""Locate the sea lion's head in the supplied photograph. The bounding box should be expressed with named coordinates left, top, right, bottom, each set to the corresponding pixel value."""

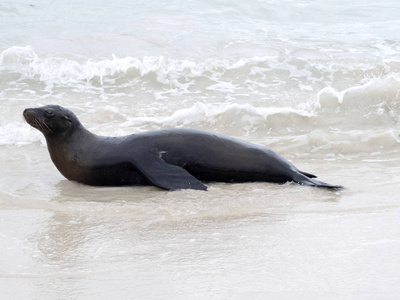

left=23, top=105, right=78, bottom=137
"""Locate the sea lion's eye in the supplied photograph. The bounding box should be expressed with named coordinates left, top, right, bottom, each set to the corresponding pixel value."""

left=44, top=110, right=55, bottom=117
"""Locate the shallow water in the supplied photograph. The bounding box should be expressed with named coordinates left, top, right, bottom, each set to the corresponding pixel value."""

left=2, top=145, right=400, bottom=298
left=1, top=0, right=400, bottom=299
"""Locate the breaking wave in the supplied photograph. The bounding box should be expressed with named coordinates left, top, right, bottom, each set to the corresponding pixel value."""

left=1, top=46, right=400, bottom=156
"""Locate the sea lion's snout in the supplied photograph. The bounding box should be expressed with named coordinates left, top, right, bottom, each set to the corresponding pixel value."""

left=23, top=107, right=53, bottom=134
left=23, top=108, right=38, bottom=124
left=23, top=107, right=34, bottom=115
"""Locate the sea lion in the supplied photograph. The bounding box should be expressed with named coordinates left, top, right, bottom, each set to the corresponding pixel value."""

left=23, top=105, right=342, bottom=191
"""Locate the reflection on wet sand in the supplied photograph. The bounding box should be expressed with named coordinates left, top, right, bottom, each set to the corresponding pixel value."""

left=27, top=177, right=345, bottom=298
left=4, top=155, right=400, bottom=298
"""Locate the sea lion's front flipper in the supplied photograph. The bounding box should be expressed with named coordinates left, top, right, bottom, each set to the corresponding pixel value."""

left=135, top=156, right=207, bottom=191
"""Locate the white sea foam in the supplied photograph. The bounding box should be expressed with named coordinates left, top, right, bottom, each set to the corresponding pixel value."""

left=0, top=46, right=278, bottom=88
left=1, top=46, right=399, bottom=152
left=119, top=102, right=314, bottom=130
left=1, top=3, right=400, bottom=153
left=0, top=122, right=43, bottom=146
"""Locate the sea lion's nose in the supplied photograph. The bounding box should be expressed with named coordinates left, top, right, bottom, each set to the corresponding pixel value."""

left=23, top=108, right=36, bottom=120
left=23, top=108, right=30, bottom=116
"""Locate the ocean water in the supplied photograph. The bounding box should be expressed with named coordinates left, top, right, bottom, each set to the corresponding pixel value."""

left=1, top=0, right=400, bottom=299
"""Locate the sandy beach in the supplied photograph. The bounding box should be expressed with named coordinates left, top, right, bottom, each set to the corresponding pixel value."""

left=2, top=142, right=400, bottom=298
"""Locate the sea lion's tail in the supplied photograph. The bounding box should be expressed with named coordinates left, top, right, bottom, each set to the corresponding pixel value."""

left=293, top=172, right=343, bottom=189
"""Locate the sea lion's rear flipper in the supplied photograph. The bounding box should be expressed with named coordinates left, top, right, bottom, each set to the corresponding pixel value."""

left=292, top=172, right=343, bottom=189
left=299, top=170, right=317, bottom=178
left=135, top=156, right=207, bottom=191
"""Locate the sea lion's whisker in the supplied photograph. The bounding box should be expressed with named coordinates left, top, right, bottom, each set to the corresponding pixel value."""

left=41, top=122, right=53, bottom=134
left=29, top=116, right=52, bottom=134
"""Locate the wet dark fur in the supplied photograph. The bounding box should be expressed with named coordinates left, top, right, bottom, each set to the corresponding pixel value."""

left=23, top=105, right=342, bottom=191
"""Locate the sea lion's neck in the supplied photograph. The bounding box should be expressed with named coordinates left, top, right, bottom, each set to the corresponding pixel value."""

left=46, top=123, right=96, bottom=147
left=45, top=124, right=98, bottom=181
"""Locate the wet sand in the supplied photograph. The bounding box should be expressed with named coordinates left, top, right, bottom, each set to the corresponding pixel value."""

left=1, top=144, right=400, bottom=299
